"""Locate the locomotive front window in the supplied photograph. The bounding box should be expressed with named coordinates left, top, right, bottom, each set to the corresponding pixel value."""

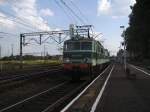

left=64, top=42, right=80, bottom=51
left=64, top=41, right=92, bottom=51
left=81, top=42, right=92, bottom=50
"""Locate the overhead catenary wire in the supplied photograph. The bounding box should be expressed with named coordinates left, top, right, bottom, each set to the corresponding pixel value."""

left=0, top=15, right=36, bottom=32
left=68, top=0, right=96, bottom=37
left=0, top=1, right=47, bottom=32
left=7, top=0, right=54, bottom=32
left=60, top=0, right=86, bottom=25
left=0, top=8, right=47, bottom=32
left=59, top=0, right=96, bottom=37
left=69, top=0, right=89, bottom=24
left=54, top=0, right=77, bottom=24
left=0, top=8, right=39, bottom=32
left=0, top=32, right=18, bottom=36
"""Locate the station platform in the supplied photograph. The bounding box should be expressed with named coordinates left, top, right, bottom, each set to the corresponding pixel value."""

left=96, top=63, right=150, bottom=112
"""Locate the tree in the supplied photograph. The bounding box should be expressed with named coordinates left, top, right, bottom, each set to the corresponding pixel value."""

left=125, top=0, right=150, bottom=60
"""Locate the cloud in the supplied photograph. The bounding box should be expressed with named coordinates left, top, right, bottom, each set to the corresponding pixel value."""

left=98, top=0, right=111, bottom=15
left=12, top=0, right=51, bottom=31
left=40, top=8, right=54, bottom=17
left=0, top=0, right=5, bottom=4
left=0, top=0, right=56, bottom=56
left=0, top=0, right=52, bottom=32
left=97, top=0, right=136, bottom=18
left=0, top=12, right=15, bottom=29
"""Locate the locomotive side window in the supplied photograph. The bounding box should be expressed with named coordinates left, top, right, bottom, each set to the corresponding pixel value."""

left=81, top=42, right=92, bottom=50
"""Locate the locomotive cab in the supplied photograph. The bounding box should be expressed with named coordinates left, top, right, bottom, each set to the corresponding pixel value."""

left=63, top=25, right=110, bottom=80
left=63, top=38, right=94, bottom=79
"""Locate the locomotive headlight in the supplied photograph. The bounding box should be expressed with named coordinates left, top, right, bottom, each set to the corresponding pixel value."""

left=64, top=58, right=70, bottom=63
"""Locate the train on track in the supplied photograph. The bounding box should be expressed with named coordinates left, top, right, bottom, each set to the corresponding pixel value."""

left=63, top=25, right=110, bottom=80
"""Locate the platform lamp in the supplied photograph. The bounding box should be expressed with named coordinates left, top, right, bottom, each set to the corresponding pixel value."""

left=120, top=26, right=127, bottom=71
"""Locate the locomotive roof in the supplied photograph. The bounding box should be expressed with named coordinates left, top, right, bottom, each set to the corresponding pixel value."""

left=64, top=37, right=109, bottom=53
left=65, top=38, right=95, bottom=42
left=65, top=38, right=103, bottom=46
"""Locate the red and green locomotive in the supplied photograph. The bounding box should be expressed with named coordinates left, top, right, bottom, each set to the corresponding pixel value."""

left=63, top=25, right=110, bottom=80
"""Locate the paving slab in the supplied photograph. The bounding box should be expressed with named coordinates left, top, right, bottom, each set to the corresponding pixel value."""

left=96, top=63, right=150, bottom=112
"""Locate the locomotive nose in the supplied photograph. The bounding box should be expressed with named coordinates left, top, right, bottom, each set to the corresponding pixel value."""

left=63, top=63, right=90, bottom=71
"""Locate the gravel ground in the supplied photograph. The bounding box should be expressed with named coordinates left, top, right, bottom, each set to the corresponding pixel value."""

left=0, top=65, right=62, bottom=78
left=96, top=63, right=150, bottom=112
left=64, top=65, right=112, bottom=112
left=0, top=72, right=68, bottom=110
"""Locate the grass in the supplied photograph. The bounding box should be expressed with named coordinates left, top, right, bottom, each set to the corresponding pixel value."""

left=0, top=59, right=62, bottom=72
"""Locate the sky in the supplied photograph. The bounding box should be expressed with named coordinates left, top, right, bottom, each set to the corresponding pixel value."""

left=0, top=0, right=136, bottom=56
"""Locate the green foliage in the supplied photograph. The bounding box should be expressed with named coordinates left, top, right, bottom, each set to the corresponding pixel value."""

left=117, top=49, right=124, bottom=57
left=1, top=55, right=62, bottom=61
left=125, top=0, right=150, bottom=59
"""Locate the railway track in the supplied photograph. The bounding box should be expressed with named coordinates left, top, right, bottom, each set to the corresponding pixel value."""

left=0, top=63, right=148, bottom=112
left=0, top=81, right=87, bottom=112
left=0, top=65, right=62, bottom=78
left=0, top=64, right=112, bottom=112
left=0, top=66, right=62, bottom=85
left=129, top=64, right=150, bottom=76
left=61, top=64, right=113, bottom=112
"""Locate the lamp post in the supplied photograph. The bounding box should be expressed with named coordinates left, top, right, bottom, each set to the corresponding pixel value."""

left=120, top=26, right=126, bottom=71
left=0, top=45, right=1, bottom=59
left=0, top=37, right=4, bottom=59
left=0, top=37, right=3, bottom=72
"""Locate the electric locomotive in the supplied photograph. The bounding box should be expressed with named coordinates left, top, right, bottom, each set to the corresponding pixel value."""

left=63, top=25, right=110, bottom=80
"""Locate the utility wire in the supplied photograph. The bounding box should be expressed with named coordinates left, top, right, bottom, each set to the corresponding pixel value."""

left=0, top=15, right=36, bottom=32
left=0, top=32, right=18, bottom=36
left=69, top=0, right=89, bottom=24
left=0, top=8, right=47, bottom=32
left=69, top=0, right=96, bottom=37
left=1, top=0, right=43, bottom=32
left=60, top=0, right=86, bottom=25
left=0, top=20, right=33, bottom=32
left=0, top=8, right=38, bottom=31
left=54, top=0, right=77, bottom=23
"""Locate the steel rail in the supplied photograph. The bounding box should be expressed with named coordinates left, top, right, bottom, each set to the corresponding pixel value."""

left=41, top=81, right=87, bottom=112
left=90, top=65, right=115, bottom=112
left=0, top=67, right=62, bottom=84
left=129, top=64, right=150, bottom=76
left=61, top=64, right=111, bottom=112
left=0, top=82, right=67, bottom=112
